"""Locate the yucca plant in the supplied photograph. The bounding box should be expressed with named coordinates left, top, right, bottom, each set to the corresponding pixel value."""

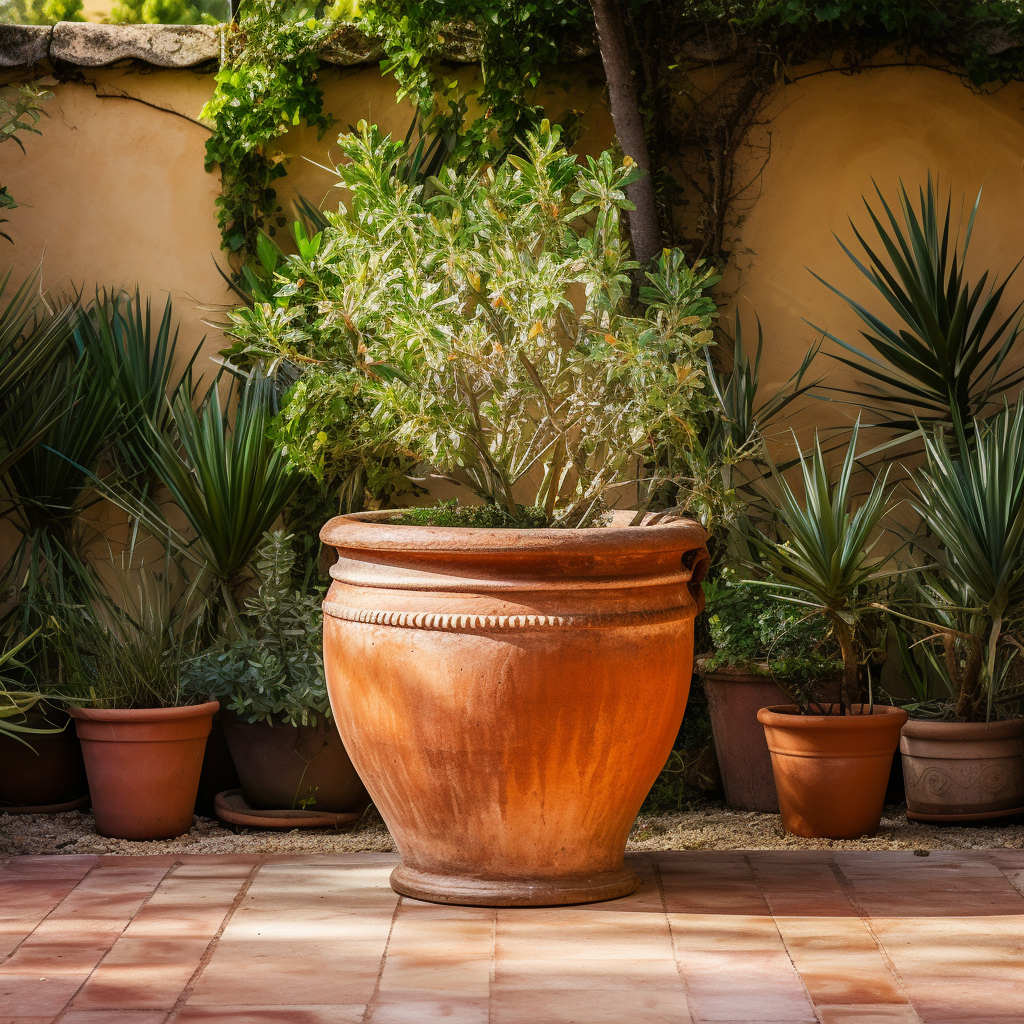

left=74, top=288, right=199, bottom=478
left=142, top=369, right=301, bottom=628
left=752, top=421, right=894, bottom=714
left=909, top=399, right=1024, bottom=721
left=0, top=629, right=62, bottom=746
left=0, top=269, right=79, bottom=478
left=813, top=176, right=1024, bottom=441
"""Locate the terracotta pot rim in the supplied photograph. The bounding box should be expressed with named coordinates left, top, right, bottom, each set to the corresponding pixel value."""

left=901, top=716, right=1024, bottom=740
left=69, top=701, right=219, bottom=723
left=320, top=509, right=708, bottom=555
left=758, top=703, right=908, bottom=726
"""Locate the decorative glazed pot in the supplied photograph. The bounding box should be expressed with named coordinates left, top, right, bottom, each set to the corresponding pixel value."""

left=701, top=665, right=782, bottom=813
left=220, top=708, right=369, bottom=813
left=71, top=702, right=218, bottom=840
left=0, top=711, right=89, bottom=813
left=901, top=718, right=1024, bottom=821
left=758, top=704, right=908, bottom=839
left=321, top=510, right=709, bottom=907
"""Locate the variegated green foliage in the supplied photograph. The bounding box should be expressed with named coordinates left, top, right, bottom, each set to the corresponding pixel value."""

left=226, top=122, right=718, bottom=526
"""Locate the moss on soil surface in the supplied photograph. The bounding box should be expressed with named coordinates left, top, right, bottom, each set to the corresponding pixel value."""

left=1, top=803, right=1021, bottom=857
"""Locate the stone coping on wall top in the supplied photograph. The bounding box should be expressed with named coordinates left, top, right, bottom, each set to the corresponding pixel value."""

left=0, top=21, right=596, bottom=71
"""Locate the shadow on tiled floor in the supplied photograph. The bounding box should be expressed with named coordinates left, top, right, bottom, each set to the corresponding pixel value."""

left=1, top=849, right=1022, bottom=1023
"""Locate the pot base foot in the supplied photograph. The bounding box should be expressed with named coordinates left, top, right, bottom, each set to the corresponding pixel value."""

left=907, top=804, right=1024, bottom=823
left=390, top=864, right=641, bottom=907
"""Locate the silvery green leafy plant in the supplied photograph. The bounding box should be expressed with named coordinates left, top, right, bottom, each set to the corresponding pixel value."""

left=181, top=531, right=331, bottom=728
left=226, top=120, right=718, bottom=526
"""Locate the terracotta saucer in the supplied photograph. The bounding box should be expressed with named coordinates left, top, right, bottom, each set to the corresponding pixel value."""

left=213, top=789, right=364, bottom=830
left=0, top=794, right=90, bottom=815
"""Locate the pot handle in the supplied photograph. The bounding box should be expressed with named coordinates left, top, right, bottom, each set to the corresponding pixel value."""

left=681, top=545, right=711, bottom=614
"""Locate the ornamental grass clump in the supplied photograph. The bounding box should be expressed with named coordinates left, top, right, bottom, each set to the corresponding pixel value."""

left=227, top=121, right=718, bottom=527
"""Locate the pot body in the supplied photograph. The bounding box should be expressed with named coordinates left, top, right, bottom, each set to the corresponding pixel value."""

left=758, top=704, right=908, bottom=839
left=702, top=667, right=781, bottom=813
left=0, top=713, right=88, bottom=810
left=901, top=718, right=1024, bottom=821
left=321, top=511, right=709, bottom=906
left=220, top=708, right=369, bottom=812
left=71, top=702, right=218, bottom=840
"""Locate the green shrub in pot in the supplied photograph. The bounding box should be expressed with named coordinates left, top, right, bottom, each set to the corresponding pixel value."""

left=182, top=531, right=367, bottom=814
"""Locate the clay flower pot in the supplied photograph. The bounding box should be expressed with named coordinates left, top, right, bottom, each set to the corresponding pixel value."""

left=758, top=704, right=908, bottom=839
left=220, top=708, right=369, bottom=812
left=321, top=511, right=709, bottom=907
left=901, top=718, right=1024, bottom=821
left=701, top=665, right=782, bottom=813
left=0, top=711, right=89, bottom=813
left=70, top=702, right=218, bottom=840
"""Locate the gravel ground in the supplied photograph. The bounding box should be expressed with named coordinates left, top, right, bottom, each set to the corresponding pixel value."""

left=2, top=802, right=1022, bottom=857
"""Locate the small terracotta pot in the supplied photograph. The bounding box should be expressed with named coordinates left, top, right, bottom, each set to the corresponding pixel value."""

left=702, top=666, right=782, bottom=813
left=0, top=712, right=89, bottom=811
left=321, top=510, right=709, bottom=907
left=758, top=703, right=908, bottom=839
left=901, top=718, right=1024, bottom=821
left=219, top=709, right=368, bottom=813
left=70, top=702, right=218, bottom=840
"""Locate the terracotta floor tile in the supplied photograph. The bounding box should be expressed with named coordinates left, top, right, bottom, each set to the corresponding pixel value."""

left=70, top=936, right=210, bottom=1010
left=668, top=914, right=784, bottom=951
left=494, top=909, right=674, bottom=961
left=898, top=976, right=1024, bottom=1021
left=0, top=939, right=112, bottom=976
left=123, top=876, right=245, bottom=941
left=489, top=986, right=692, bottom=1024
left=167, top=858, right=260, bottom=879
left=0, top=972, right=88, bottom=1014
left=187, top=942, right=383, bottom=1006
left=679, top=949, right=817, bottom=1022
left=794, top=964, right=906, bottom=1005
left=61, top=1012, right=170, bottom=1023
left=856, top=892, right=1024, bottom=918
left=816, top=1006, right=922, bottom=1024
left=175, top=1007, right=364, bottom=1024
left=0, top=1017, right=53, bottom=1024
left=658, top=881, right=772, bottom=916
left=367, top=998, right=489, bottom=1024
left=378, top=955, right=491, bottom=997
left=0, top=857, right=97, bottom=880
left=492, top=958, right=683, bottom=992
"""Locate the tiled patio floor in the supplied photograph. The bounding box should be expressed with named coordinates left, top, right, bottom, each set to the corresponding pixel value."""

left=1, top=850, right=1022, bottom=1024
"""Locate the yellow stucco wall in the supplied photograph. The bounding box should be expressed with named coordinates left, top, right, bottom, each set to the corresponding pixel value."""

left=721, top=64, right=1024, bottom=448
left=4, top=56, right=1024, bottom=460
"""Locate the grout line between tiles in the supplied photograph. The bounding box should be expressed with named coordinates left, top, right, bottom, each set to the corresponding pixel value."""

left=828, top=854, right=924, bottom=1024
left=49, top=856, right=183, bottom=1023
left=655, top=856, right=703, bottom=1024
left=359, top=887, right=404, bottom=1023
left=487, top=907, right=497, bottom=1024
left=163, top=856, right=265, bottom=1023
left=744, top=852, right=823, bottom=1024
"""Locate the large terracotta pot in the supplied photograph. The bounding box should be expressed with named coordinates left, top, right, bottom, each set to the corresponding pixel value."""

left=70, top=702, right=218, bottom=840
left=701, top=666, right=782, bottom=813
left=0, top=711, right=89, bottom=812
left=758, top=704, right=908, bottom=839
left=321, top=511, right=709, bottom=907
left=220, top=708, right=369, bottom=812
left=901, top=718, right=1024, bottom=821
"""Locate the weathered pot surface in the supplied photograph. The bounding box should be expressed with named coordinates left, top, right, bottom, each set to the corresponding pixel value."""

left=220, top=708, right=369, bottom=813
left=0, top=711, right=88, bottom=811
left=758, top=703, right=908, bottom=840
left=71, top=702, right=218, bottom=840
left=901, top=717, right=1024, bottom=821
left=700, top=664, right=782, bottom=813
left=321, top=510, right=709, bottom=907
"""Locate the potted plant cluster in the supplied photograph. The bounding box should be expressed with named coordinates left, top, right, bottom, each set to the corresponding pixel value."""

left=183, top=530, right=368, bottom=826
left=228, top=122, right=716, bottom=906
left=699, top=570, right=843, bottom=813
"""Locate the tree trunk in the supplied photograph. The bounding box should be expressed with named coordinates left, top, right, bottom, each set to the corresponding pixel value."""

left=590, top=0, right=661, bottom=266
